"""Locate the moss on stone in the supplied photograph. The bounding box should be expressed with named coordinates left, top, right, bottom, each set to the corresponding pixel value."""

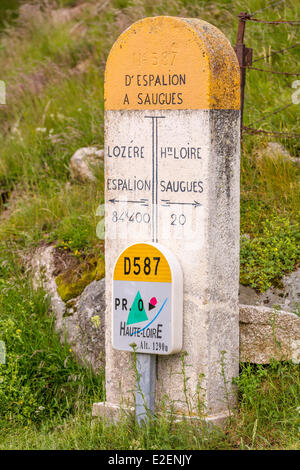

left=55, top=256, right=105, bottom=302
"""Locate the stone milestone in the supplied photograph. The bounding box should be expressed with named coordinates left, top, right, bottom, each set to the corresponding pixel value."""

left=94, top=16, right=241, bottom=423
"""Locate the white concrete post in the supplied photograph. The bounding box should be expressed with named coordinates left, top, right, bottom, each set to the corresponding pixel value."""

left=93, top=16, right=241, bottom=425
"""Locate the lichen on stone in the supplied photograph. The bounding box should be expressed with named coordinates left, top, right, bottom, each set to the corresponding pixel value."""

left=55, top=256, right=105, bottom=302
left=91, top=315, right=101, bottom=328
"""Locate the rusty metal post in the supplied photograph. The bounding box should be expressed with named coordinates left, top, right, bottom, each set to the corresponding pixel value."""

left=234, top=12, right=253, bottom=134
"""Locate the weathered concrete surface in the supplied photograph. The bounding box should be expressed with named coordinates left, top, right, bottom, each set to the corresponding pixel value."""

left=104, top=16, right=241, bottom=420
left=104, top=108, right=240, bottom=417
left=92, top=402, right=135, bottom=424
left=70, top=147, right=104, bottom=182
left=32, top=245, right=105, bottom=370
left=92, top=400, right=231, bottom=427
left=239, top=268, right=300, bottom=314
left=154, top=109, right=240, bottom=417
left=105, top=16, right=240, bottom=110
left=240, top=304, right=300, bottom=364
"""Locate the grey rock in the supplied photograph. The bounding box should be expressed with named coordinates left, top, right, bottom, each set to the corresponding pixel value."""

left=70, top=147, right=104, bottom=182
left=262, top=142, right=290, bottom=159
left=240, top=304, right=300, bottom=364
left=258, top=142, right=299, bottom=164
left=71, top=279, right=105, bottom=371
left=51, top=4, right=90, bottom=25
left=31, top=245, right=105, bottom=371
left=239, top=268, right=300, bottom=314
left=32, top=245, right=66, bottom=324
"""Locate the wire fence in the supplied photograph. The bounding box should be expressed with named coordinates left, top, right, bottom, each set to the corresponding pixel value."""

left=235, top=0, right=300, bottom=139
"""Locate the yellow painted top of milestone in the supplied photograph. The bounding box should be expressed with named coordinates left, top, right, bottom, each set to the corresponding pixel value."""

left=105, top=16, right=240, bottom=110
left=114, top=243, right=172, bottom=283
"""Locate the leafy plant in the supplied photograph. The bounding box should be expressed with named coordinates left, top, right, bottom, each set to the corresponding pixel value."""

left=0, top=248, right=104, bottom=424
left=240, top=216, right=299, bottom=292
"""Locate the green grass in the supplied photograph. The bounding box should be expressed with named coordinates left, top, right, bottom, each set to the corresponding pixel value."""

left=0, top=0, right=299, bottom=450
left=0, top=246, right=104, bottom=425
left=0, top=0, right=20, bottom=30
left=240, top=215, right=300, bottom=291
left=0, top=360, right=298, bottom=450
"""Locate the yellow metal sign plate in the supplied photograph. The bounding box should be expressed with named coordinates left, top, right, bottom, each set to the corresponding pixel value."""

left=113, top=243, right=172, bottom=283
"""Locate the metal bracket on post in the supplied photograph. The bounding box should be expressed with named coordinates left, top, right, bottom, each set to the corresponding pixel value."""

left=234, top=12, right=253, bottom=134
left=136, top=353, right=156, bottom=425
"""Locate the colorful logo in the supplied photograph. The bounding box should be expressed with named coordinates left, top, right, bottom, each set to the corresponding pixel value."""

left=149, top=297, right=157, bottom=310
left=127, top=292, right=168, bottom=336
left=126, top=291, right=148, bottom=325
